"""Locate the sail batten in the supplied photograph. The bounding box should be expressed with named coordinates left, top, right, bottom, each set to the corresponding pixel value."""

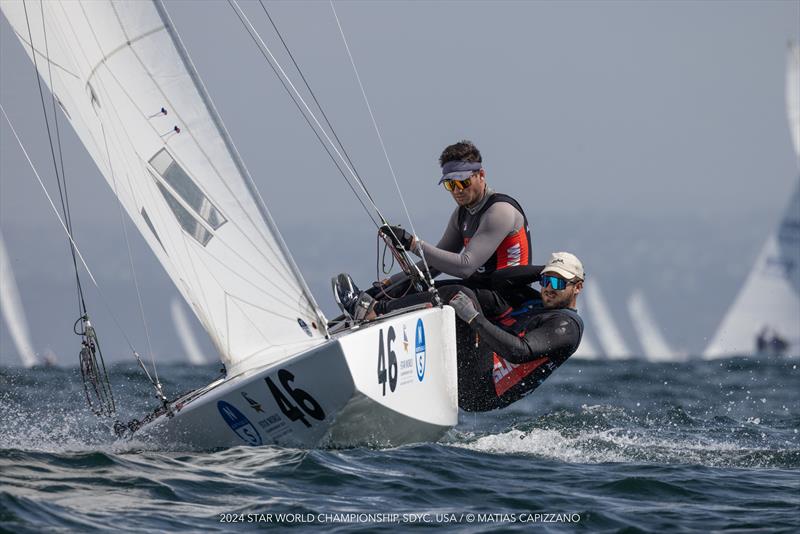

left=1, top=0, right=328, bottom=374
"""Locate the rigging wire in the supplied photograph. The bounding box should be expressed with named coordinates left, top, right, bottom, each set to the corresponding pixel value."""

left=329, top=1, right=437, bottom=291
left=23, top=0, right=88, bottom=317
left=228, top=0, right=395, bottom=226
left=0, top=104, right=166, bottom=403
left=230, top=0, right=428, bottom=287
left=99, top=122, right=162, bottom=395
left=257, top=0, right=376, bottom=209
left=20, top=1, right=165, bottom=404
left=227, top=0, right=380, bottom=228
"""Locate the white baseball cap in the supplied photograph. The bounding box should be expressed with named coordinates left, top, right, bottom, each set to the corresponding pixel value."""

left=541, top=252, right=584, bottom=281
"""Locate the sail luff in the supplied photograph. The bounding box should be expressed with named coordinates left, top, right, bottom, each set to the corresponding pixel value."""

left=152, top=0, right=328, bottom=336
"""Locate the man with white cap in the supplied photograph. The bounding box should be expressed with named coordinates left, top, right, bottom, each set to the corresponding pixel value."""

left=448, top=252, right=585, bottom=411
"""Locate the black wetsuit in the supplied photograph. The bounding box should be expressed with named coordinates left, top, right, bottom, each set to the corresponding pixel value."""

left=456, top=295, right=583, bottom=412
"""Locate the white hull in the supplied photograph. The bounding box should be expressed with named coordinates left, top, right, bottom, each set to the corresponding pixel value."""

left=135, top=307, right=458, bottom=449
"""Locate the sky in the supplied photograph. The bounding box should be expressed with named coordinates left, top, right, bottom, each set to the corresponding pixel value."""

left=1, top=0, right=799, bottom=366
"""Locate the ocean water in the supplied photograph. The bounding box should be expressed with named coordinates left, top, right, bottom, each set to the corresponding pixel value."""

left=1, top=357, right=798, bottom=533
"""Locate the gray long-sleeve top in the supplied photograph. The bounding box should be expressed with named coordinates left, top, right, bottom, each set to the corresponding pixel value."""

left=414, top=192, right=525, bottom=279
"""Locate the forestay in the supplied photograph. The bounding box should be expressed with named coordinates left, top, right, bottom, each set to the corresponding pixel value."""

left=1, top=0, right=327, bottom=374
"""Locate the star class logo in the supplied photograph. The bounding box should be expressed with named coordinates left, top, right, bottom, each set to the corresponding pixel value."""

left=242, top=392, right=264, bottom=413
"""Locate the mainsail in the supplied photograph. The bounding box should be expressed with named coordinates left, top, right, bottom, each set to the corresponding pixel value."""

left=627, top=290, right=681, bottom=362
left=1, top=0, right=327, bottom=374
left=0, top=230, right=37, bottom=367
left=704, top=43, right=800, bottom=358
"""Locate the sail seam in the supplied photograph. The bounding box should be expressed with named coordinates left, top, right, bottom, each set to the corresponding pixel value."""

left=85, top=25, right=166, bottom=87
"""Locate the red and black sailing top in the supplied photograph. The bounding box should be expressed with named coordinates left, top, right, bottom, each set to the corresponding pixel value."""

left=457, top=193, right=532, bottom=276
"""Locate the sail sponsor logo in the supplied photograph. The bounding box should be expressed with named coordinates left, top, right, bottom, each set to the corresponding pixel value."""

left=415, top=319, right=426, bottom=381
left=217, top=401, right=263, bottom=446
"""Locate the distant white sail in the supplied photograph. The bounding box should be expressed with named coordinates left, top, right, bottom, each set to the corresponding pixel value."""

left=627, top=290, right=682, bottom=362
left=704, top=181, right=800, bottom=358
left=572, top=331, right=600, bottom=360
left=170, top=298, right=207, bottom=365
left=704, top=45, right=800, bottom=359
left=0, top=230, right=37, bottom=367
left=583, top=281, right=633, bottom=359
left=787, top=42, right=799, bottom=159
left=1, top=0, right=327, bottom=375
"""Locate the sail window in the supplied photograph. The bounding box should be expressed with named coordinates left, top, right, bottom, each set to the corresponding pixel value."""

left=149, top=149, right=226, bottom=229
left=154, top=180, right=212, bottom=246
left=140, top=208, right=166, bottom=253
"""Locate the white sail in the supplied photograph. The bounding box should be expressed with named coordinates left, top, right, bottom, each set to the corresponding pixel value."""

left=572, top=332, right=600, bottom=360
left=170, top=297, right=207, bottom=365
left=704, top=181, right=800, bottom=358
left=0, top=0, right=327, bottom=375
left=704, top=44, right=800, bottom=359
left=787, top=42, right=799, bottom=160
left=0, top=230, right=37, bottom=367
left=627, top=290, right=682, bottom=362
left=583, top=281, right=633, bottom=359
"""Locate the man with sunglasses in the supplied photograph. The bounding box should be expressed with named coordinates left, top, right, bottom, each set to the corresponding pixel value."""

left=447, top=252, right=585, bottom=411
left=346, top=140, right=532, bottom=320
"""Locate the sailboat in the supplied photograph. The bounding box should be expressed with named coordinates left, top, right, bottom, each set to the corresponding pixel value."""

left=704, top=43, right=800, bottom=359
left=170, top=297, right=208, bottom=366
left=0, top=0, right=458, bottom=448
left=582, top=281, right=633, bottom=359
left=0, top=229, right=38, bottom=367
left=627, top=290, right=683, bottom=362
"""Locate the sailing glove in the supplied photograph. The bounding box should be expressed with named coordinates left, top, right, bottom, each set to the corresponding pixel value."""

left=449, top=291, right=480, bottom=324
left=379, top=224, right=414, bottom=250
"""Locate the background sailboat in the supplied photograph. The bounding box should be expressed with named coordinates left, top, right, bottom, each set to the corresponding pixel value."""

left=0, top=229, right=37, bottom=367
left=627, top=289, right=683, bottom=362
left=704, top=43, right=800, bottom=358
left=583, top=281, right=633, bottom=359
left=170, top=297, right=207, bottom=366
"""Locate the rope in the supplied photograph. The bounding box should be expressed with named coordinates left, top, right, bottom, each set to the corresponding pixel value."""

left=23, top=0, right=88, bottom=317
left=0, top=104, right=164, bottom=400
left=230, top=0, right=428, bottom=287
left=228, top=1, right=400, bottom=225
left=258, top=0, right=376, bottom=210
left=329, top=2, right=437, bottom=291
left=228, top=0, right=379, bottom=228
left=100, top=122, right=161, bottom=391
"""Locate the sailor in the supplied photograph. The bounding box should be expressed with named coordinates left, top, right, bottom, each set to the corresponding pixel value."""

left=447, top=252, right=585, bottom=411
left=337, top=140, right=532, bottom=320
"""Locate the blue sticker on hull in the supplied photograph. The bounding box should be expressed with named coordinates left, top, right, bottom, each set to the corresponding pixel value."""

left=415, top=318, right=426, bottom=381
left=217, top=400, right=262, bottom=446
